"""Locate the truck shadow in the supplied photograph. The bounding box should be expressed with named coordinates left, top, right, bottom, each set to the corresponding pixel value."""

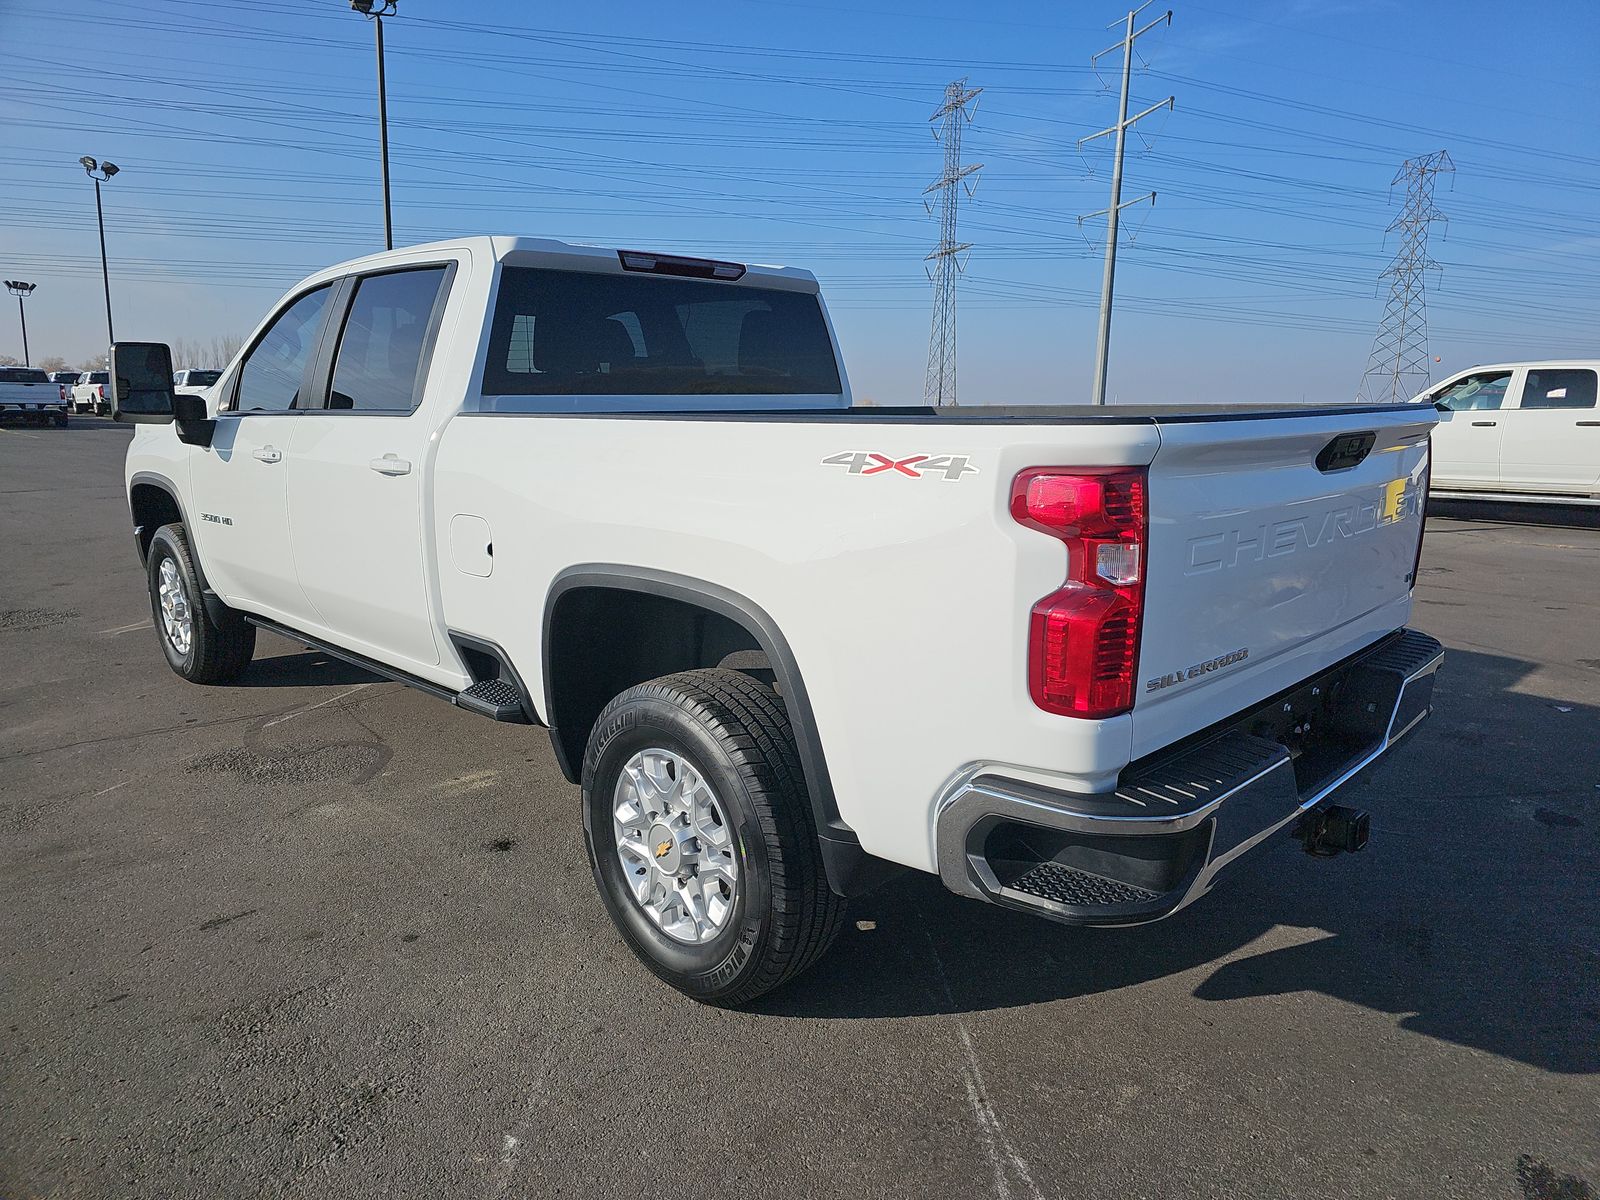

left=235, top=650, right=380, bottom=689
left=759, top=647, right=1600, bottom=1076
left=1430, top=497, right=1600, bottom=530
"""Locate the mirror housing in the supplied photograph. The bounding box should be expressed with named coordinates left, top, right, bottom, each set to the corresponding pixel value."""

left=172, top=392, right=216, bottom=447
left=110, top=342, right=176, bottom=424
left=1433, top=400, right=1449, bottom=412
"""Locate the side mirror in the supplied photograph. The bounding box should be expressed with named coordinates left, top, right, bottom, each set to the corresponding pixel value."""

left=109, top=342, right=176, bottom=424
left=1433, top=400, right=1449, bottom=413
left=173, top=392, right=216, bottom=448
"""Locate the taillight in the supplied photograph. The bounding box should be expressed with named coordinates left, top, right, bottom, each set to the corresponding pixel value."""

left=1012, top=467, right=1148, bottom=719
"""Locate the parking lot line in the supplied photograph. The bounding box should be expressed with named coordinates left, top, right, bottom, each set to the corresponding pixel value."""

left=100, top=620, right=151, bottom=635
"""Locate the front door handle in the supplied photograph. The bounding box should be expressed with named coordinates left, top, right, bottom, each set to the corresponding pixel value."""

left=1577, top=420, right=1600, bottom=427
left=1471, top=420, right=1497, bottom=427
left=369, top=454, right=412, bottom=476
left=252, top=446, right=282, bottom=463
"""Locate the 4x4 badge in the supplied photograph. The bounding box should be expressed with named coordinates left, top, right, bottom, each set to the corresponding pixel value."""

left=822, top=451, right=978, bottom=481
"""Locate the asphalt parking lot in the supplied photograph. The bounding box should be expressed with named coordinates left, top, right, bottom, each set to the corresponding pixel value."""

left=3, top=418, right=1597, bottom=1200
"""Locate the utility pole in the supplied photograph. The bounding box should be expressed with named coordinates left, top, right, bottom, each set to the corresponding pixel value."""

left=923, top=78, right=982, bottom=407
left=351, top=0, right=397, bottom=250
left=1357, top=150, right=1454, bottom=403
left=1079, top=3, right=1173, bottom=405
left=4, top=281, right=36, bottom=366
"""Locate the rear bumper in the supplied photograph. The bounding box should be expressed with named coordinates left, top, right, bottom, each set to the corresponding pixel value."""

left=935, top=628, right=1444, bottom=926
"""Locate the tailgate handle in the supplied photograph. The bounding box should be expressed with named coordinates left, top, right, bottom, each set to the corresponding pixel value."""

left=1470, top=420, right=1498, bottom=427
left=1315, top=431, right=1376, bottom=473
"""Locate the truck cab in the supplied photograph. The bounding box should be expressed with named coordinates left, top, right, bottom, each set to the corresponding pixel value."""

left=1421, top=360, right=1600, bottom=498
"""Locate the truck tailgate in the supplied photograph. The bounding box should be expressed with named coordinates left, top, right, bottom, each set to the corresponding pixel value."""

left=1133, top=409, right=1434, bottom=758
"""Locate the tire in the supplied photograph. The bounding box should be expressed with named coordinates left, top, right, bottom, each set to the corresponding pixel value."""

left=582, top=668, right=845, bottom=1006
left=146, top=523, right=256, bottom=684
left=53, top=412, right=67, bottom=428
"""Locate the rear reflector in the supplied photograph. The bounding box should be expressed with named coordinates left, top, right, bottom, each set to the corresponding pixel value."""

left=618, top=250, right=746, bottom=281
left=1012, top=467, right=1148, bottom=719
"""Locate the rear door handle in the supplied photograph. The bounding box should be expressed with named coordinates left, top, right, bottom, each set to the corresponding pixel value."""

left=1471, top=421, right=1497, bottom=427
left=1577, top=420, right=1600, bottom=427
left=369, top=454, right=412, bottom=476
left=252, top=446, right=282, bottom=463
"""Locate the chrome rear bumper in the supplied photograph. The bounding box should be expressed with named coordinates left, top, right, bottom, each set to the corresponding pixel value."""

left=935, top=628, right=1445, bottom=926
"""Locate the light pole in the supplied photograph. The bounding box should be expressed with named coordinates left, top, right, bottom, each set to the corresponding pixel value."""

left=351, top=0, right=396, bottom=250
left=79, top=156, right=120, bottom=348
left=4, top=280, right=36, bottom=366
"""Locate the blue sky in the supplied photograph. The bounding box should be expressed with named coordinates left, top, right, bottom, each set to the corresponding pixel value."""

left=3, top=0, right=1597, bottom=404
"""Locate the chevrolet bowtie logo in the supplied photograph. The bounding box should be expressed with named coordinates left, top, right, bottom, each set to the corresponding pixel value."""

left=655, top=841, right=672, bottom=859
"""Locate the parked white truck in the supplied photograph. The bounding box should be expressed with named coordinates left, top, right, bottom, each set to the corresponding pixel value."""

left=0, top=365, right=70, bottom=426
left=1416, top=360, right=1600, bottom=500
left=115, top=237, right=1443, bottom=1004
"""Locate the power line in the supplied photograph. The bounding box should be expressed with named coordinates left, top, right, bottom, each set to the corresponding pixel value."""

left=1357, top=150, right=1454, bottom=403
left=923, top=78, right=982, bottom=407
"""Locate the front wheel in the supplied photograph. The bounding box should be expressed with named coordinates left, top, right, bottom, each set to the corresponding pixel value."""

left=147, top=523, right=256, bottom=684
left=582, top=669, right=845, bottom=1006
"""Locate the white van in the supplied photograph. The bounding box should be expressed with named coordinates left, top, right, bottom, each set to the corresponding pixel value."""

left=1417, top=360, right=1600, bottom=499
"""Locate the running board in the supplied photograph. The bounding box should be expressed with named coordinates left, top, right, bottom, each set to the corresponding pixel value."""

left=244, top=616, right=537, bottom=725
left=1432, top=489, right=1600, bottom=508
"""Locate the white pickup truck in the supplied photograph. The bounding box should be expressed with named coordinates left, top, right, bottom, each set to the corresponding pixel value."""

left=115, top=236, right=1443, bottom=1005
left=1417, top=360, right=1600, bottom=500
left=0, top=365, right=70, bottom=426
left=71, top=371, right=112, bottom=416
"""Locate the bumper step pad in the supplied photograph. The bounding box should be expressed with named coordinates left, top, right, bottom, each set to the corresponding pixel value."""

left=1010, top=862, right=1159, bottom=907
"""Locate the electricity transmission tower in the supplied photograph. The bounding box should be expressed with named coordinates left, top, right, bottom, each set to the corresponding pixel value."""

left=1080, top=3, right=1173, bottom=406
left=924, top=79, right=982, bottom=407
left=1357, top=150, right=1454, bottom=403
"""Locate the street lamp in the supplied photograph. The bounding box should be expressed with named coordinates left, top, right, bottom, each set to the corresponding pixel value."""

left=4, top=280, right=37, bottom=366
left=80, top=156, right=120, bottom=348
left=350, top=0, right=397, bottom=250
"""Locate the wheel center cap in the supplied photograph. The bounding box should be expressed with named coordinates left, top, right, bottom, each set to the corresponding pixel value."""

left=648, top=823, right=681, bottom=874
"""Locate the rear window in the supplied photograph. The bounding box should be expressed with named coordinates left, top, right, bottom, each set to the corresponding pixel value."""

left=180, top=370, right=222, bottom=387
left=483, top=267, right=841, bottom=397
left=88, top=372, right=108, bottom=384
left=1521, top=368, right=1597, bottom=410
left=0, top=367, right=49, bottom=383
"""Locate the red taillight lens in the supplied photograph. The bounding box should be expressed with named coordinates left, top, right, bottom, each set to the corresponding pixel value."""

left=1012, top=468, right=1148, bottom=719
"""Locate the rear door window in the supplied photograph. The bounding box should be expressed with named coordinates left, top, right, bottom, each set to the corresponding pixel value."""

left=233, top=286, right=332, bottom=412
left=324, top=267, right=449, bottom=412
left=484, top=267, right=841, bottom=397
left=1518, top=368, right=1597, bottom=410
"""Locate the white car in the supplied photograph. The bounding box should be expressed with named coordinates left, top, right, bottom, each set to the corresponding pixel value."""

left=172, top=369, right=222, bottom=396
left=113, top=236, right=1443, bottom=1004
left=1417, top=360, right=1600, bottom=499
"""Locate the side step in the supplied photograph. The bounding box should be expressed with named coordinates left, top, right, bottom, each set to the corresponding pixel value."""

left=454, top=677, right=525, bottom=722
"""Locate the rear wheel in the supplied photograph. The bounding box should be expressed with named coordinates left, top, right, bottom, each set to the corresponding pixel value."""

left=147, top=523, right=256, bottom=684
left=53, top=412, right=67, bottom=428
left=582, top=668, right=845, bottom=1006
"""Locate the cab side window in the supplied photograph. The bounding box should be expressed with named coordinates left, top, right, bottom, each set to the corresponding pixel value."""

left=325, top=267, right=447, bottom=412
left=1520, top=368, right=1597, bottom=410
left=1432, top=371, right=1511, bottom=412
left=233, top=286, right=332, bottom=413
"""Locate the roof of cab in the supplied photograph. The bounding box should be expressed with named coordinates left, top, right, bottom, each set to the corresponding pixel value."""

left=308, top=235, right=818, bottom=288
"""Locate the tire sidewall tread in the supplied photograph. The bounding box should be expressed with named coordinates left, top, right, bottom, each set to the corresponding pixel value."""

left=582, top=668, right=844, bottom=1006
